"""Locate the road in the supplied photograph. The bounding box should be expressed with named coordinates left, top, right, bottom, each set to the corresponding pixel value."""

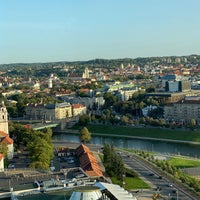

left=121, top=152, right=198, bottom=200
left=53, top=141, right=199, bottom=199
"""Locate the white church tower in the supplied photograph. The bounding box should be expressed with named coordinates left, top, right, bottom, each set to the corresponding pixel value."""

left=0, top=101, right=9, bottom=135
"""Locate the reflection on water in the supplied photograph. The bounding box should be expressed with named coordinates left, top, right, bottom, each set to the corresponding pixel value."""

left=53, top=133, right=200, bottom=158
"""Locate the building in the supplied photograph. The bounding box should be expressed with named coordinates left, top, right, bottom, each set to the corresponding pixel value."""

left=69, top=97, right=105, bottom=110
left=0, top=101, right=9, bottom=134
left=69, top=183, right=137, bottom=200
left=55, top=102, right=72, bottom=119
left=164, top=96, right=200, bottom=125
left=117, top=87, right=139, bottom=101
left=25, top=102, right=72, bottom=121
left=0, top=154, right=4, bottom=172
left=0, top=102, right=14, bottom=160
left=67, top=73, right=84, bottom=83
left=76, top=144, right=103, bottom=177
left=72, top=104, right=87, bottom=117
left=161, top=74, right=182, bottom=88
left=69, top=186, right=102, bottom=200
left=48, top=78, right=53, bottom=89
left=0, top=131, right=14, bottom=160
left=165, top=80, right=191, bottom=92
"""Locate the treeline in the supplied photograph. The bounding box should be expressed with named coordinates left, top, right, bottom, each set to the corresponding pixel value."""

left=102, top=143, right=140, bottom=188
left=103, top=143, right=125, bottom=182
left=1, top=54, right=200, bottom=71
left=9, top=123, right=54, bottom=170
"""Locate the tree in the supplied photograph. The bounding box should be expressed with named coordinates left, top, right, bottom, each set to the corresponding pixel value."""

left=121, top=115, right=129, bottom=125
left=79, top=114, right=90, bottom=126
left=0, top=142, right=8, bottom=158
left=79, top=127, right=91, bottom=143
left=189, top=119, right=196, bottom=130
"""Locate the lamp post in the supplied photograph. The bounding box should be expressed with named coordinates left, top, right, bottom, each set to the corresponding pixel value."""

left=176, top=189, right=178, bottom=200
left=122, top=174, right=126, bottom=188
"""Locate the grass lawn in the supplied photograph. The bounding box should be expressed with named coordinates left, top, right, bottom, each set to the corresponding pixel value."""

left=168, top=157, right=200, bottom=169
left=111, top=176, right=150, bottom=190
left=75, top=124, right=200, bottom=142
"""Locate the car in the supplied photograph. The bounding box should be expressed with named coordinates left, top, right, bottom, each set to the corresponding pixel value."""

left=158, top=176, right=162, bottom=179
left=167, top=183, right=173, bottom=187
left=149, top=173, right=154, bottom=176
left=8, top=164, right=15, bottom=169
left=76, top=173, right=85, bottom=178
left=67, top=159, right=74, bottom=164
left=156, top=187, right=162, bottom=191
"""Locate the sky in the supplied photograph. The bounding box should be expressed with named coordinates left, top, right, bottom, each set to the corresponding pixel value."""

left=0, top=0, right=200, bottom=64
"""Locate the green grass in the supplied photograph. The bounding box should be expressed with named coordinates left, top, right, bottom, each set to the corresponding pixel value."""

left=74, top=124, right=200, bottom=142
left=168, top=157, right=200, bottom=169
left=111, top=176, right=150, bottom=190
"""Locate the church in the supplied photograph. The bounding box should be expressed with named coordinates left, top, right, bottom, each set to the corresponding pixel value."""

left=0, top=101, right=14, bottom=172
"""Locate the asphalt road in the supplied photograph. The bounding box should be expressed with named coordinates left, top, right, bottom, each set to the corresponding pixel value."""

left=121, top=152, right=198, bottom=200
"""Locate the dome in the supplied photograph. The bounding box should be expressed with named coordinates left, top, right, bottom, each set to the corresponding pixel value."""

left=69, top=186, right=102, bottom=200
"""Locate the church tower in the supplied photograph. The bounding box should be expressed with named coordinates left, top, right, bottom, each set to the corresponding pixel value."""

left=0, top=101, right=9, bottom=135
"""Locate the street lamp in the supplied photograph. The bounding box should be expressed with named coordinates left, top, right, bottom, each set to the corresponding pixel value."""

left=176, top=189, right=178, bottom=200
left=122, top=174, right=126, bottom=188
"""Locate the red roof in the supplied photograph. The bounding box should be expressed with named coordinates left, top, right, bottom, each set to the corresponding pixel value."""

left=76, top=144, right=103, bottom=177
left=72, top=104, right=85, bottom=109
left=1, top=135, right=13, bottom=145
left=0, top=153, right=3, bottom=161
left=0, top=131, right=7, bottom=138
left=0, top=131, right=13, bottom=144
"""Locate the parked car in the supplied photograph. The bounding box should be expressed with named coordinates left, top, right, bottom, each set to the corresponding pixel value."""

left=167, top=183, right=173, bottom=187
left=76, top=173, right=85, bottom=178
left=8, top=164, right=15, bottom=169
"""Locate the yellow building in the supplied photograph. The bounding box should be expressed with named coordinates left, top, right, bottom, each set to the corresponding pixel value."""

left=55, top=102, right=72, bottom=119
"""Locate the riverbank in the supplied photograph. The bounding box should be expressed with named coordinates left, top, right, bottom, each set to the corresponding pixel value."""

left=55, top=124, right=200, bottom=145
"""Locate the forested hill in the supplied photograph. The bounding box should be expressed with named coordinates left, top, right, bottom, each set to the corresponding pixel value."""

left=0, top=54, right=200, bottom=71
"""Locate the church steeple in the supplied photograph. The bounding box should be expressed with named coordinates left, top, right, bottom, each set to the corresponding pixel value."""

left=0, top=101, right=9, bottom=135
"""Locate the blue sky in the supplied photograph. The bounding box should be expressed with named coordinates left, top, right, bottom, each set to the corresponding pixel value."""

left=0, top=0, right=200, bottom=64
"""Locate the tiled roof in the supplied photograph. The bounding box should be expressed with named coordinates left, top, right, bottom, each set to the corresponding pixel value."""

left=0, top=131, right=7, bottom=138
left=1, top=135, right=13, bottom=144
left=76, top=144, right=103, bottom=177
left=0, top=131, right=13, bottom=144
left=0, top=153, right=3, bottom=161
left=72, top=104, right=85, bottom=109
left=76, top=144, right=91, bottom=156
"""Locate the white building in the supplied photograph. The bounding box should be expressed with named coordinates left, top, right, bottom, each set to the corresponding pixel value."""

left=0, top=102, right=14, bottom=160
left=0, top=154, right=4, bottom=172
left=72, top=104, right=87, bottom=117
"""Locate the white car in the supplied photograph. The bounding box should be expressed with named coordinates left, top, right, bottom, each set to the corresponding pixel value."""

left=167, top=183, right=173, bottom=187
left=67, top=159, right=74, bottom=164
left=76, top=173, right=85, bottom=178
left=8, top=164, right=15, bottom=169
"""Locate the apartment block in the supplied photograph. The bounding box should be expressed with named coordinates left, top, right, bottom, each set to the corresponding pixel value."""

left=164, top=97, right=200, bottom=125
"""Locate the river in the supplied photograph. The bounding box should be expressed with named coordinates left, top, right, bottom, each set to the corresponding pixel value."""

left=52, top=133, right=200, bottom=158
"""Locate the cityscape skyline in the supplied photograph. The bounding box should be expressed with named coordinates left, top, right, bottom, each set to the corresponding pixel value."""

left=1, top=0, right=200, bottom=64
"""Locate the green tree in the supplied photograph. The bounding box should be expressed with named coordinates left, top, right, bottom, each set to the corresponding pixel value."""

left=79, top=114, right=90, bottom=126
left=0, top=142, right=8, bottom=158
left=28, top=137, right=53, bottom=170
left=121, top=115, right=129, bottom=125
left=79, top=127, right=91, bottom=143
left=189, top=119, right=196, bottom=130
